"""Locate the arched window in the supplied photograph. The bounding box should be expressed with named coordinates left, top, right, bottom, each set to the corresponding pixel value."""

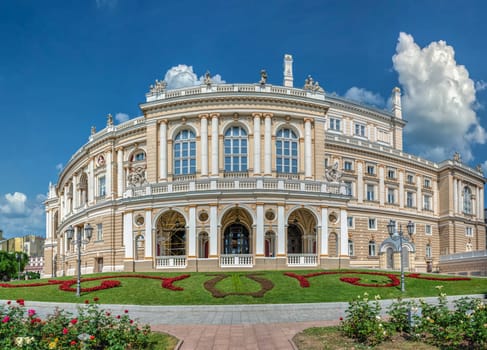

left=276, top=128, right=298, bottom=173
left=173, top=130, right=196, bottom=175
left=463, top=187, right=472, bottom=214
left=224, top=126, right=248, bottom=172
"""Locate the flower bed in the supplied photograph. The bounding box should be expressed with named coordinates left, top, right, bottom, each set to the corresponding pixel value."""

left=285, top=270, right=470, bottom=288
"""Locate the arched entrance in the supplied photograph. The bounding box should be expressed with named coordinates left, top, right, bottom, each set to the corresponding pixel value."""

left=220, top=206, right=253, bottom=267
left=287, top=209, right=318, bottom=266
left=156, top=211, right=186, bottom=257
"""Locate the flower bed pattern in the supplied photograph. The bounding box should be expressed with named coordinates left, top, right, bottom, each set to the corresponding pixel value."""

left=204, top=274, right=274, bottom=298
left=0, top=274, right=190, bottom=293
left=285, top=271, right=471, bottom=288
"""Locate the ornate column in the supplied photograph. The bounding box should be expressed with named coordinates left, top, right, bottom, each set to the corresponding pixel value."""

left=417, top=175, right=422, bottom=212
left=458, top=179, right=463, bottom=213
left=45, top=210, right=52, bottom=240
left=159, top=120, right=168, bottom=180
left=379, top=166, right=385, bottom=206
left=117, top=148, right=124, bottom=197
left=211, top=113, right=219, bottom=176
left=357, top=162, right=364, bottom=203
left=189, top=206, right=196, bottom=257
left=88, top=158, right=94, bottom=204
left=256, top=204, right=264, bottom=255
left=72, top=173, right=79, bottom=210
left=453, top=178, right=458, bottom=213
left=123, top=212, right=133, bottom=259
left=106, top=150, right=112, bottom=198
left=277, top=204, right=285, bottom=255
left=199, top=115, right=209, bottom=176
left=321, top=207, right=328, bottom=255
left=304, top=118, right=312, bottom=179
left=340, top=209, right=348, bottom=256
left=399, top=171, right=404, bottom=208
left=480, top=188, right=484, bottom=220
left=144, top=210, right=152, bottom=258
left=264, top=114, right=272, bottom=175
left=253, top=113, right=261, bottom=175
left=210, top=205, right=218, bottom=257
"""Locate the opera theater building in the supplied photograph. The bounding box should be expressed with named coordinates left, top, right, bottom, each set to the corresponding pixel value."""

left=43, top=55, right=485, bottom=277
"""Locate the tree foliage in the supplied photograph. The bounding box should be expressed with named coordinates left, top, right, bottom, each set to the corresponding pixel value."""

left=0, top=251, right=28, bottom=281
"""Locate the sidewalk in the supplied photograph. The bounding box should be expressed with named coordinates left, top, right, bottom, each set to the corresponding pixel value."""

left=9, top=294, right=486, bottom=350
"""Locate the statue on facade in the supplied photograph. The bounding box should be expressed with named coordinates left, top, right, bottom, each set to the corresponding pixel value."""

left=259, top=69, right=267, bottom=85
left=149, top=79, right=167, bottom=94
left=304, top=75, right=324, bottom=92
left=107, top=113, right=113, bottom=127
left=324, top=161, right=342, bottom=182
left=476, top=164, right=483, bottom=172
left=91, top=126, right=96, bottom=135
left=204, top=70, right=212, bottom=87
left=453, top=152, right=461, bottom=162
left=128, top=166, right=146, bottom=187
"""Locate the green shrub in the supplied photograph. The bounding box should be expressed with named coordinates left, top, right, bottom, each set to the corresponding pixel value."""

left=340, top=292, right=391, bottom=346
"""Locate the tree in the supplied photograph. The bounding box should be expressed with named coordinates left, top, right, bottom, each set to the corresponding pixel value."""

left=0, top=251, right=28, bottom=281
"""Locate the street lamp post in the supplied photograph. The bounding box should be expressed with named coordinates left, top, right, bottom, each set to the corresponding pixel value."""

left=66, top=224, right=93, bottom=297
left=387, top=219, right=414, bottom=293
left=15, top=252, right=21, bottom=280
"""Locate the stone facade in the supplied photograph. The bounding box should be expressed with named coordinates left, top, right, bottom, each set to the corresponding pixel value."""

left=43, top=55, right=486, bottom=277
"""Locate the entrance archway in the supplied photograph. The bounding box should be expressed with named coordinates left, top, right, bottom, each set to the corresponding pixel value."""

left=287, top=209, right=317, bottom=254
left=156, top=210, right=186, bottom=256
left=221, top=206, right=253, bottom=255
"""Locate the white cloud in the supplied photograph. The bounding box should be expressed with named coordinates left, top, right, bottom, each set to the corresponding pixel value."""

left=475, top=80, right=487, bottom=92
left=56, top=163, right=63, bottom=172
left=96, top=0, right=117, bottom=9
left=164, top=65, right=225, bottom=90
left=115, top=112, right=130, bottom=123
left=393, top=32, right=487, bottom=162
left=344, top=87, right=385, bottom=107
left=0, top=192, right=45, bottom=237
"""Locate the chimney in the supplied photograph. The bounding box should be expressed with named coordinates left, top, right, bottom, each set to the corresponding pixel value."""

left=391, top=87, right=402, bottom=119
left=283, top=54, right=293, bottom=88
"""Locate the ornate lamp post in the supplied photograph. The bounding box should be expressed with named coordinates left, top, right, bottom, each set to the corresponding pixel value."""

left=66, top=224, right=93, bottom=297
left=387, top=219, right=414, bottom=293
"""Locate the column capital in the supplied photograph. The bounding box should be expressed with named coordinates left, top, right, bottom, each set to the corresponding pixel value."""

left=198, top=114, right=209, bottom=119
left=158, top=119, right=168, bottom=125
left=304, top=117, right=314, bottom=124
left=210, top=113, right=220, bottom=118
left=263, top=113, right=273, bottom=118
left=252, top=113, right=263, bottom=118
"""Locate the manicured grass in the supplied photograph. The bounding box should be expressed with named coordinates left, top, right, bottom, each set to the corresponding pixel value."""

left=0, top=270, right=485, bottom=305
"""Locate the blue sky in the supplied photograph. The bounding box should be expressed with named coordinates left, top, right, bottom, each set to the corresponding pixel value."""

left=0, top=0, right=486, bottom=238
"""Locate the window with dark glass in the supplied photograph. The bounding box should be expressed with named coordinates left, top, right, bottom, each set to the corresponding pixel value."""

left=224, top=126, right=248, bottom=172
left=276, top=128, right=298, bottom=173
left=174, top=130, right=196, bottom=175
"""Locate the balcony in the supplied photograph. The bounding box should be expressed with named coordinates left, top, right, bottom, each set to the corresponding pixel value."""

left=287, top=254, right=318, bottom=266
left=220, top=254, right=253, bottom=267
left=155, top=256, right=187, bottom=268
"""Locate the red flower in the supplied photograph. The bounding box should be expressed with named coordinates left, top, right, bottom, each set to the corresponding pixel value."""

left=16, top=299, right=25, bottom=306
left=70, top=340, right=77, bottom=346
left=28, top=309, right=36, bottom=317
left=84, top=300, right=89, bottom=304
left=93, top=297, right=99, bottom=302
left=2, top=316, right=10, bottom=323
left=90, top=335, right=95, bottom=340
left=117, top=315, right=121, bottom=319
left=7, top=300, right=11, bottom=305
left=124, top=309, right=128, bottom=313
left=70, top=318, right=78, bottom=325
left=105, top=311, right=111, bottom=316
left=63, top=327, right=69, bottom=335
left=130, top=319, right=133, bottom=324
left=339, top=317, right=343, bottom=321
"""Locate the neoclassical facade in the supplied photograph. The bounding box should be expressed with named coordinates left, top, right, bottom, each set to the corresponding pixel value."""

left=43, top=55, right=486, bottom=277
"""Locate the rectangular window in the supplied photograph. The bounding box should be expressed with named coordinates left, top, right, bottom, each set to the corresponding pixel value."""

left=98, top=176, right=106, bottom=197
left=406, top=192, right=414, bottom=208
left=423, top=195, right=432, bottom=211
left=466, top=227, right=473, bottom=237
left=407, top=174, right=414, bottom=184
left=368, top=218, right=376, bottom=230
left=366, top=184, right=375, bottom=201
left=97, top=223, right=103, bottom=241
left=387, top=168, right=396, bottom=179
left=354, top=123, right=366, bottom=137
left=344, top=181, right=353, bottom=196
left=366, top=164, right=375, bottom=175
left=387, top=188, right=395, bottom=204
left=348, top=240, right=354, bottom=256
left=425, top=224, right=432, bottom=235
left=343, top=160, right=353, bottom=171
left=369, top=241, right=376, bottom=256
left=426, top=245, right=432, bottom=258
left=347, top=216, right=354, bottom=228
left=329, top=118, right=341, bottom=131
left=424, top=178, right=431, bottom=188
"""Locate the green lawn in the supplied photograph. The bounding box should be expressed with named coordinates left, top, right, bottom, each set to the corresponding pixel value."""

left=0, top=270, right=485, bottom=305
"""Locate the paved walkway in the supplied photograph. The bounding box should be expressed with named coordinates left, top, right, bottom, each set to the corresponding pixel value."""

left=8, top=294, right=485, bottom=350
